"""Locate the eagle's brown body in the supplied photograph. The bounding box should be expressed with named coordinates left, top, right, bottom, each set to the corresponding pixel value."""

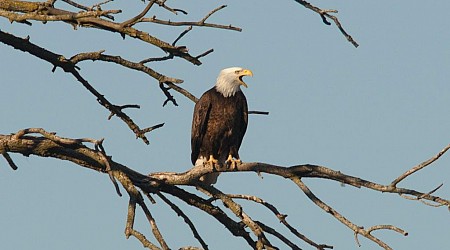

left=191, top=87, right=248, bottom=166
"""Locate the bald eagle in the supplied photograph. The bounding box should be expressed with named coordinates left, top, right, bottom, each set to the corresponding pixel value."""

left=191, top=67, right=253, bottom=184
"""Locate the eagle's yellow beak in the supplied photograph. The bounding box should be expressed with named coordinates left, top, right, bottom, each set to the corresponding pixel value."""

left=238, top=69, right=253, bottom=88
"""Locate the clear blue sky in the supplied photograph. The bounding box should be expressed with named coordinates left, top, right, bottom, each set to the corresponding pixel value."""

left=1, top=1, right=449, bottom=249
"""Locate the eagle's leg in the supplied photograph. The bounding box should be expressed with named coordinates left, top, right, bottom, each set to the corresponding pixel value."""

left=225, top=154, right=242, bottom=170
left=204, top=155, right=219, bottom=169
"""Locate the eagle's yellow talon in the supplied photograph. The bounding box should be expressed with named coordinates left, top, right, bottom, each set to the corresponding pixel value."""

left=206, top=155, right=219, bottom=169
left=225, top=155, right=241, bottom=170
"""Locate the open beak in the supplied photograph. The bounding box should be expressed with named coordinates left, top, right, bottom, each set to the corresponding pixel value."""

left=238, top=69, right=253, bottom=88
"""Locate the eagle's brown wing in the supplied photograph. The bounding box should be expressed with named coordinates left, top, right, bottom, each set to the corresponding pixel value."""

left=191, top=90, right=213, bottom=165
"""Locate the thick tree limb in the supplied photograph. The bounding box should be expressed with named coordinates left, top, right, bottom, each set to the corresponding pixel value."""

left=0, top=129, right=255, bottom=248
left=150, top=162, right=449, bottom=208
left=1, top=128, right=448, bottom=249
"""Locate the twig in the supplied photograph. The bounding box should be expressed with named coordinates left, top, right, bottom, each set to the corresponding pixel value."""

left=156, top=0, right=187, bottom=15
left=141, top=123, right=165, bottom=134
left=145, top=192, right=157, bottom=204
left=61, top=0, right=90, bottom=11
left=121, top=0, right=157, bottom=27
left=140, top=27, right=211, bottom=64
left=159, top=82, right=178, bottom=107
left=256, top=221, right=301, bottom=250
left=90, top=0, right=114, bottom=10
left=419, top=183, right=444, bottom=198
left=391, top=144, right=450, bottom=187
left=173, top=26, right=192, bottom=46
left=399, top=183, right=446, bottom=207
left=165, top=82, right=198, bottom=103
left=195, top=48, right=214, bottom=60
left=249, top=111, right=269, bottom=115
left=201, top=5, right=227, bottom=24
left=141, top=5, right=241, bottom=32
left=142, top=16, right=242, bottom=32
left=108, top=104, right=141, bottom=120
left=1, top=151, right=18, bottom=170
left=139, top=55, right=174, bottom=64
left=95, top=140, right=122, bottom=197
left=366, top=225, right=408, bottom=236
left=293, top=0, right=358, bottom=47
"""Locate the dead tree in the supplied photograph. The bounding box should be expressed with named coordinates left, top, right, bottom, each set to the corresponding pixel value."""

left=0, top=1, right=448, bottom=250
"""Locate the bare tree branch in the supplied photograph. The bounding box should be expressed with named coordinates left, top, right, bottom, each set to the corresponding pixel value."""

left=141, top=5, right=242, bottom=32
left=1, top=128, right=447, bottom=249
left=221, top=194, right=333, bottom=249
left=69, top=50, right=183, bottom=84
left=0, top=0, right=203, bottom=64
left=0, top=30, right=171, bottom=144
left=150, top=160, right=450, bottom=208
left=291, top=176, right=400, bottom=250
left=293, top=0, right=359, bottom=47
left=1, top=1, right=447, bottom=249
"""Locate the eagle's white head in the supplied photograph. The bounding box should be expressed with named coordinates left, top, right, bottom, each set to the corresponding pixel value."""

left=215, top=67, right=253, bottom=97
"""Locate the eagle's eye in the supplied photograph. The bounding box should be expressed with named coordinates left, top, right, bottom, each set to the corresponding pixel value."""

left=235, top=70, right=240, bottom=74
